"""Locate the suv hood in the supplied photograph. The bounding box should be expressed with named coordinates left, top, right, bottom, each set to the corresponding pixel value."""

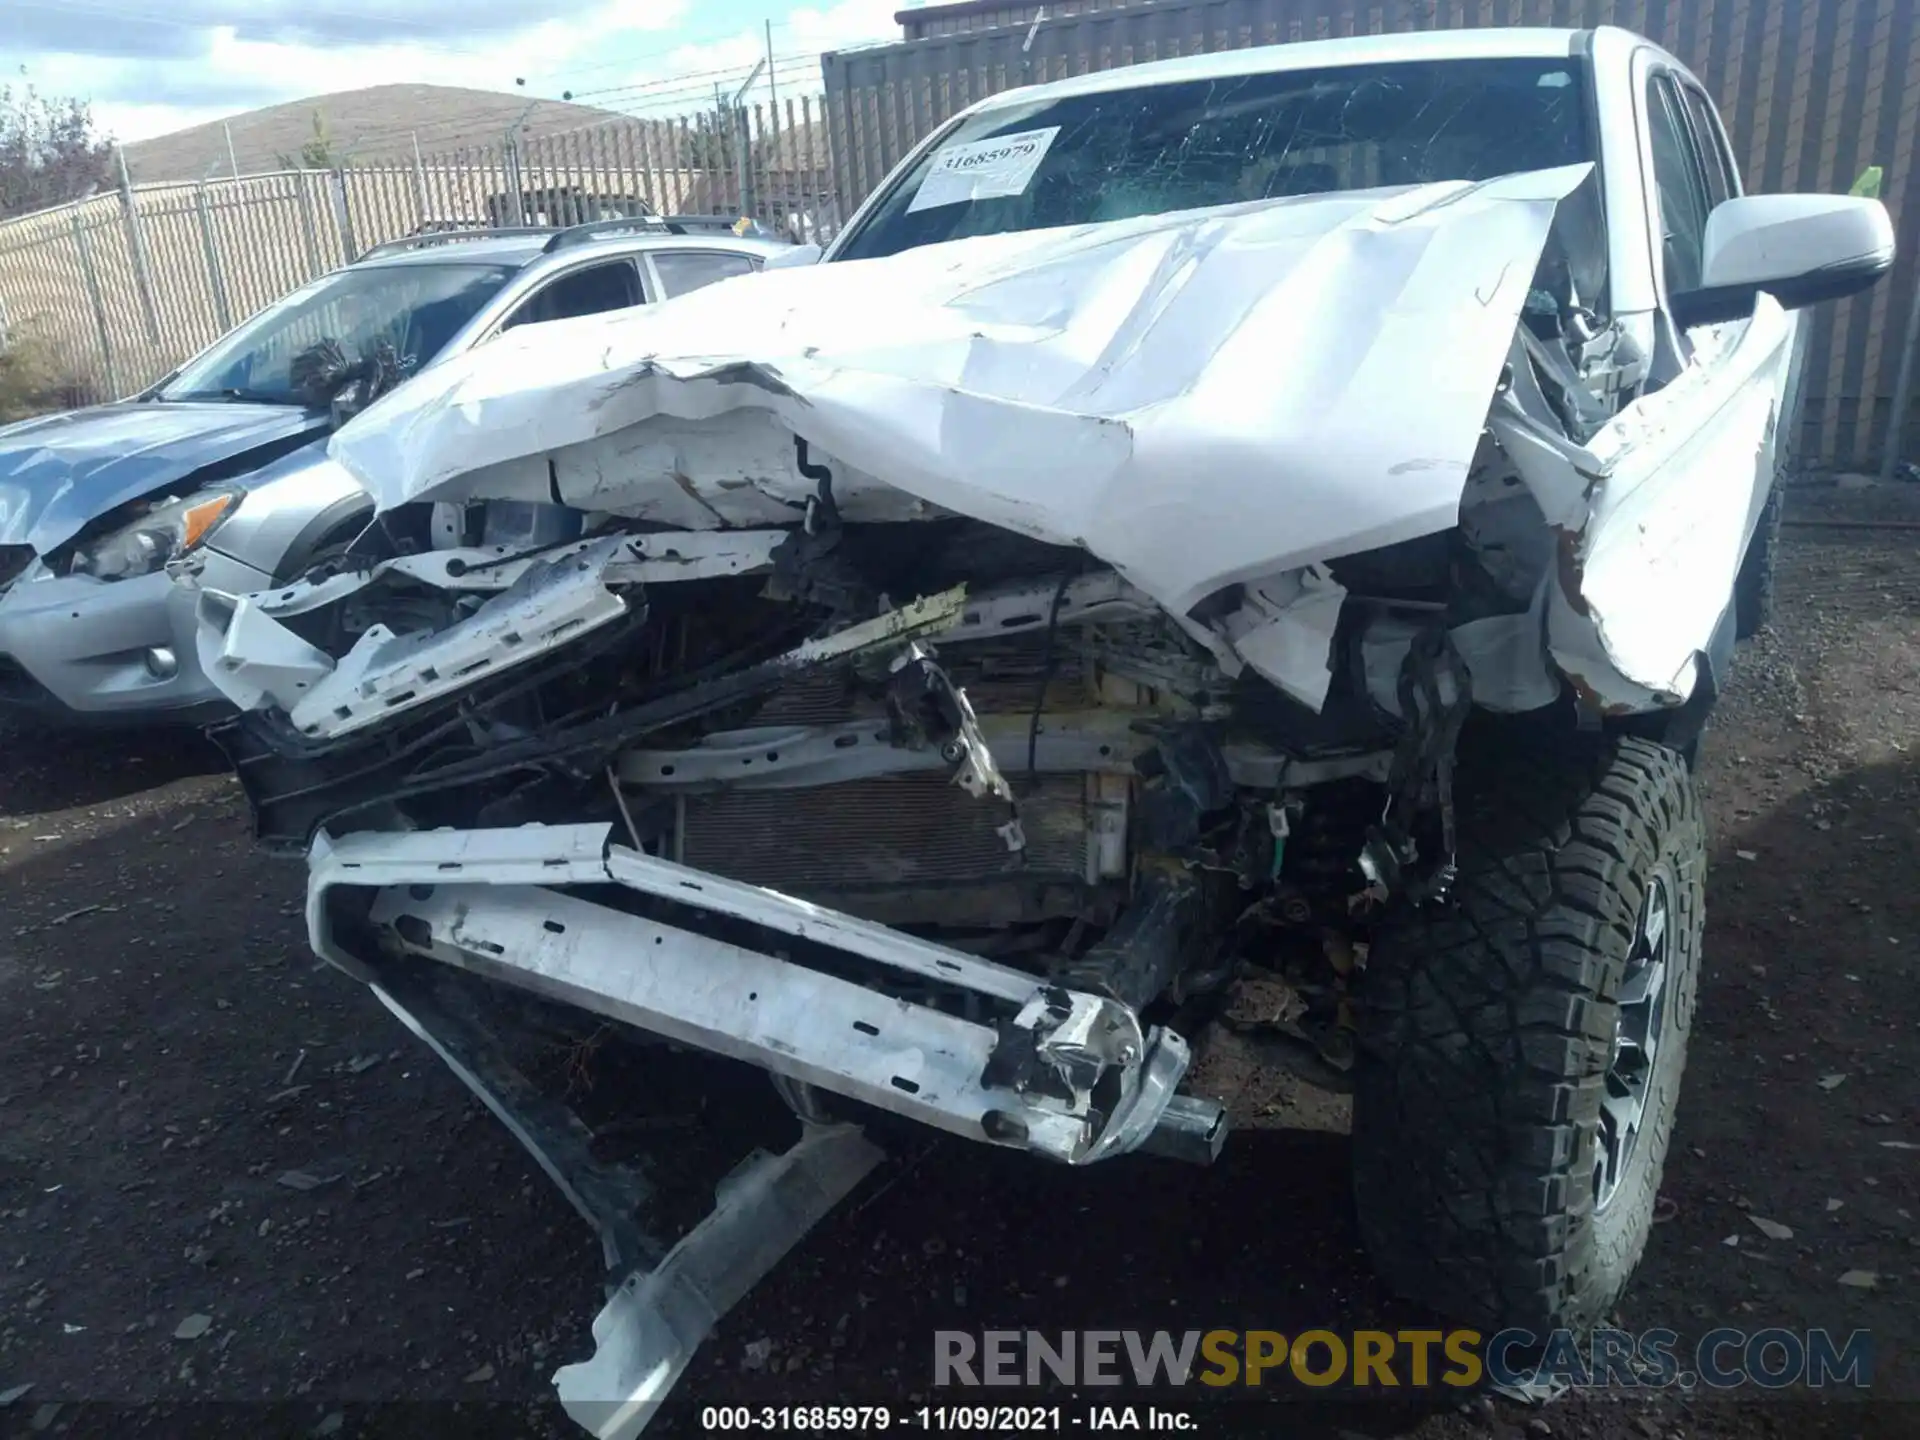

left=0, top=400, right=324, bottom=555
left=330, top=167, right=1589, bottom=617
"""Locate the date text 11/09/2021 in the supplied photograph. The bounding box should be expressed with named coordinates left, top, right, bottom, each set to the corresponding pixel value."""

left=700, top=1407, right=1191, bottom=1431
left=698, top=1413, right=1190, bottom=1436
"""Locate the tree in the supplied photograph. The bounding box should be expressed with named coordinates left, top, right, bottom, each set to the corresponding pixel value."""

left=0, top=77, right=114, bottom=221
left=277, top=110, right=347, bottom=171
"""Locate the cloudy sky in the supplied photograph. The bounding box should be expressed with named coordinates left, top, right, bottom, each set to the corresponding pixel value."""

left=4, top=0, right=915, bottom=143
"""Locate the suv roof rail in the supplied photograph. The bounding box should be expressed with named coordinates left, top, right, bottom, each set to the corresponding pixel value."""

left=542, top=214, right=780, bottom=251
left=357, top=226, right=557, bottom=262
left=356, top=214, right=786, bottom=264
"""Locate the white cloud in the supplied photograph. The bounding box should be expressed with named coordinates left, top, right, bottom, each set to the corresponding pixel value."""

left=89, top=99, right=231, bottom=144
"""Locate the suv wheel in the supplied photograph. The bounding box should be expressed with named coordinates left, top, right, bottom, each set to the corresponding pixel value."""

left=1351, top=733, right=1703, bottom=1332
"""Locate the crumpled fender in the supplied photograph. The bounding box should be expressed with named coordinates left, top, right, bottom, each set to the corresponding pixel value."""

left=1492, top=298, right=1798, bottom=711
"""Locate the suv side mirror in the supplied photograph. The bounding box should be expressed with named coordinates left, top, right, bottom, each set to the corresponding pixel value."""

left=763, top=243, right=823, bottom=270
left=1674, top=193, right=1895, bottom=328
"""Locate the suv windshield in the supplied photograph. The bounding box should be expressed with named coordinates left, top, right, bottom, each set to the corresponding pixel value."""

left=158, top=261, right=518, bottom=405
left=835, top=57, right=1591, bottom=261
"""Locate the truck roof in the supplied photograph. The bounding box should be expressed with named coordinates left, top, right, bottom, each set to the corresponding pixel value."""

left=967, top=25, right=1596, bottom=112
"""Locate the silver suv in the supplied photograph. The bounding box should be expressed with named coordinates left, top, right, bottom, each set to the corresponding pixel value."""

left=0, top=218, right=787, bottom=724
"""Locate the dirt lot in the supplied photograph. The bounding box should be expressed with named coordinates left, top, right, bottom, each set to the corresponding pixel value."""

left=3, top=486, right=1920, bottom=1440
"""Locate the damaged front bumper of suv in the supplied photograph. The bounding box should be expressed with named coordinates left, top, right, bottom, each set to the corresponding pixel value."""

left=215, top=539, right=1240, bottom=1437
left=311, top=820, right=1223, bottom=1168
left=314, top=817, right=1224, bottom=1437
left=178, top=164, right=1789, bottom=1436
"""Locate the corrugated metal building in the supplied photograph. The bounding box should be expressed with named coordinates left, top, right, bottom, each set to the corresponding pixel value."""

left=829, top=0, right=1920, bottom=470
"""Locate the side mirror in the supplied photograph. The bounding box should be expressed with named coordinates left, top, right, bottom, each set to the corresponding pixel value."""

left=762, top=243, right=823, bottom=270
left=1674, top=193, right=1895, bottom=328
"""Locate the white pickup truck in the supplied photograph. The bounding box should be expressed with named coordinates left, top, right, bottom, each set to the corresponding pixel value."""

left=184, top=24, right=1892, bottom=1432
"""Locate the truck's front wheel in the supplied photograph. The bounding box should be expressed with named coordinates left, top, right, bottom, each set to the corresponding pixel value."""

left=1351, top=734, right=1703, bottom=1332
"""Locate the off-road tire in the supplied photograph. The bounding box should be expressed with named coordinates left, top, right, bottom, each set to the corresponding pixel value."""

left=1734, top=477, right=1783, bottom=639
left=1351, top=733, right=1703, bottom=1333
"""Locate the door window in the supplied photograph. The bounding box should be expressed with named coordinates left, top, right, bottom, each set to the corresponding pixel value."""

left=1680, top=85, right=1739, bottom=206
left=649, top=250, right=759, bottom=299
left=1646, top=74, right=1716, bottom=298
left=502, top=260, right=643, bottom=330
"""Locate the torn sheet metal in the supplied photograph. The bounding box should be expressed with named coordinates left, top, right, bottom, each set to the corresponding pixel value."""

left=556, top=1123, right=885, bottom=1440
left=1449, top=606, right=1561, bottom=713
left=1493, top=297, right=1797, bottom=708
left=196, top=591, right=338, bottom=715
left=1357, top=610, right=1559, bottom=718
left=208, top=536, right=634, bottom=738
left=1211, top=566, right=1346, bottom=710
left=194, top=530, right=788, bottom=737
left=328, top=167, right=1594, bottom=620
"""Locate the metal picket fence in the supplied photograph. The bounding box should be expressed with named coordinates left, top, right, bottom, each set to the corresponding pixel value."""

left=0, top=94, right=840, bottom=404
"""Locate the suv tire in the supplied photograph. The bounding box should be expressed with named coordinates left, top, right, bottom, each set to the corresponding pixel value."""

left=1351, top=733, right=1703, bottom=1332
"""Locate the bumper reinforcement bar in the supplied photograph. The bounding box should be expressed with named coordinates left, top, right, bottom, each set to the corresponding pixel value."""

left=308, top=823, right=1225, bottom=1436
left=309, top=822, right=1224, bottom=1168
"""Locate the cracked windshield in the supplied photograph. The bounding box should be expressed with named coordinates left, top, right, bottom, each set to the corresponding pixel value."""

left=837, top=57, right=1590, bottom=260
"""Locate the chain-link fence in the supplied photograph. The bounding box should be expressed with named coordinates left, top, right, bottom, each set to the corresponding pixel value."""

left=0, top=94, right=840, bottom=405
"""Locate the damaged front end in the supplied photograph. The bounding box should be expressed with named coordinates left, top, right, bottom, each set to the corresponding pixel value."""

left=204, top=523, right=1254, bottom=1438
left=182, top=165, right=1747, bottom=1434
left=209, top=522, right=1261, bottom=1163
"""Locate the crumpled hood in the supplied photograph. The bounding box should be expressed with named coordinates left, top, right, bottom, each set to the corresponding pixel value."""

left=331, top=166, right=1589, bottom=615
left=0, top=400, right=324, bottom=555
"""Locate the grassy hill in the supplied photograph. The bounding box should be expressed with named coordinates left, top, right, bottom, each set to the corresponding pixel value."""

left=122, top=85, right=631, bottom=182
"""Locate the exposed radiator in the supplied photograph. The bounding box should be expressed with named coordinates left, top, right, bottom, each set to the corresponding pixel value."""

left=673, top=635, right=1137, bottom=922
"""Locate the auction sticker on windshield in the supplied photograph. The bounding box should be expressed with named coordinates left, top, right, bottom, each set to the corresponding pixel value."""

left=907, top=127, right=1061, bottom=212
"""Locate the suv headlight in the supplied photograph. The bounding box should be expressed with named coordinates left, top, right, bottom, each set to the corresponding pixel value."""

left=72, top=489, right=241, bottom=580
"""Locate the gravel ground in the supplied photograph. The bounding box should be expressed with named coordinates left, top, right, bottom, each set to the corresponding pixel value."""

left=2, top=485, right=1919, bottom=1440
